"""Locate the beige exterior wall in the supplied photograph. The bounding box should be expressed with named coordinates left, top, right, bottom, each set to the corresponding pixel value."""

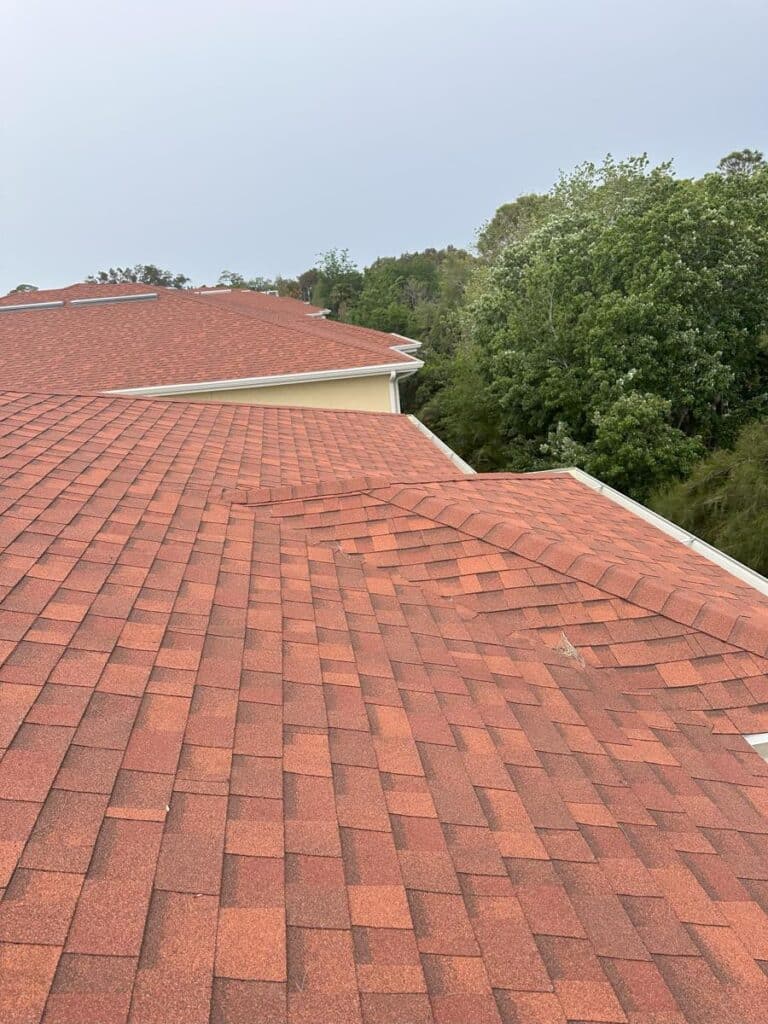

left=163, top=373, right=394, bottom=412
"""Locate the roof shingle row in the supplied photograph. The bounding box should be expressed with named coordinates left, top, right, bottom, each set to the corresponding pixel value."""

left=2, top=390, right=768, bottom=1023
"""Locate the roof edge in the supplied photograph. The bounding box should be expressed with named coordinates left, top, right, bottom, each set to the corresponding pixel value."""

left=406, top=416, right=476, bottom=474
left=105, top=360, right=424, bottom=398
left=548, top=467, right=768, bottom=597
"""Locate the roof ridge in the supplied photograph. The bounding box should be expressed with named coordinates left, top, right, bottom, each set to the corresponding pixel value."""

left=372, top=481, right=768, bottom=660
left=219, top=470, right=470, bottom=507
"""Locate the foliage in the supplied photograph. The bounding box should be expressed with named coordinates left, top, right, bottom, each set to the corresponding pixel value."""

left=217, top=270, right=276, bottom=291
left=476, top=193, right=555, bottom=260
left=311, top=249, right=363, bottom=318
left=86, top=264, right=190, bottom=288
left=341, top=247, right=475, bottom=412
left=297, top=269, right=319, bottom=302
left=652, top=420, right=768, bottom=574
left=216, top=270, right=301, bottom=298
left=717, top=148, right=767, bottom=177
left=9, top=283, right=38, bottom=293
left=424, top=152, right=768, bottom=499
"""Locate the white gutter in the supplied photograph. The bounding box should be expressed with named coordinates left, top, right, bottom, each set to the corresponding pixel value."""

left=389, top=372, right=401, bottom=413
left=106, top=359, right=424, bottom=398
left=390, top=333, right=422, bottom=354
left=543, top=467, right=768, bottom=596
left=407, top=416, right=476, bottom=474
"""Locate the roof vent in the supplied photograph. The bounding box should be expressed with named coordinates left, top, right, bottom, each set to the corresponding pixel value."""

left=69, top=293, right=158, bottom=307
left=197, top=289, right=231, bottom=295
left=0, top=300, right=65, bottom=313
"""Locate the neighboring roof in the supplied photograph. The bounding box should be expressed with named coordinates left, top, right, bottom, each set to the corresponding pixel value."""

left=3, top=390, right=768, bottom=1023
left=194, top=288, right=331, bottom=322
left=0, top=285, right=420, bottom=393
left=194, top=289, right=421, bottom=359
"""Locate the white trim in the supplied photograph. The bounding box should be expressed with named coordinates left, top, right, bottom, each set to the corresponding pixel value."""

left=306, top=310, right=331, bottom=319
left=544, top=467, right=768, bottom=596
left=106, top=360, right=423, bottom=398
left=390, top=333, right=422, bottom=354
left=745, top=733, right=768, bottom=746
left=407, top=416, right=476, bottom=474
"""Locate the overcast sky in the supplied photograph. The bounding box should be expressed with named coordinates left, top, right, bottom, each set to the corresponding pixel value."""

left=2, top=0, right=766, bottom=293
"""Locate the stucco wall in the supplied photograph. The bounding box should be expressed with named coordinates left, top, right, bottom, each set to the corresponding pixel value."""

left=163, top=373, right=395, bottom=412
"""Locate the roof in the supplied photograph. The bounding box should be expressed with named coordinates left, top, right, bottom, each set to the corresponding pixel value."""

left=3, top=389, right=768, bottom=1023
left=195, top=289, right=420, bottom=359
left=0, top=285, right=420, bottom=393
left=193, top=288, right=331, bottom=322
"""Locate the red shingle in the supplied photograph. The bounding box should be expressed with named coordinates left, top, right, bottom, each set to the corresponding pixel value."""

left=0, top=284, right=419, bottom=392
left=2, top=388, right=768, bottom=1024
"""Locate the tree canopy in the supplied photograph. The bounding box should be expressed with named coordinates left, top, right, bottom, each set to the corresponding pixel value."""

left=86, top=264, right=190, bottom=288
left=652, top=419, right=768, bottom=575
left=419, top=153, right=768, bottom=496
left=310, top=249, right=363, bottom=319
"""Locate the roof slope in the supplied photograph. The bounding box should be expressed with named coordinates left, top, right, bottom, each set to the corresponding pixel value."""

left=3, top=391, right=768, bottom=1023
left=0, top=286, right=418, bottom=392
left=193, top=288, right=330, bottom=322
left=196, top=289, right=418, bottom=360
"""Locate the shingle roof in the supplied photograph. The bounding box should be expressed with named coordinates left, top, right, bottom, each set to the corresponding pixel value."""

left=195, top=289, right=418, bottom=361
left=0, top=286, right=419, bottom=392
left=2, top=389, right=768, bottom=1023
left=193, top=288, right=331, bottom=322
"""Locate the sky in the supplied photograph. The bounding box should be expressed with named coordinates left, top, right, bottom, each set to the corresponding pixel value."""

left=2, top=0, right=767, bottom=293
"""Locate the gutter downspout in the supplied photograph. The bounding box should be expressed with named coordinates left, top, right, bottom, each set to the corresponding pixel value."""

left=389, top=372, right=401, bottom=413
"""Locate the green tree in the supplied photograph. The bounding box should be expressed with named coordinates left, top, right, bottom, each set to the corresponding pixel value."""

left=9, top=283, right=38, bottom=294
left=343, top=247, right=475, bottom=413
left=311, top=249, right=363, bottom=319
left=652, top=420, right=768, bottom=574
left=86, top=265, right=190, bottom=288
left=476, top=193, right=555, bottom=260
left=217, top=270, right=276, bottom=291
left=717, top=148, right=766, bottom=177
left=429, top=153, right=768, bottom=496
left=297, top=269, right=320, bottom=302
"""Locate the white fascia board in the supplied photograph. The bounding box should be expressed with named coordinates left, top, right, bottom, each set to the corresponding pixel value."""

left=390, top=333, right=422, bottom=353
left=106, top=360, right=424, bottom=398
left=541, top=466, right=768, bottom=597
left=407, top=416, right=476, bottom=474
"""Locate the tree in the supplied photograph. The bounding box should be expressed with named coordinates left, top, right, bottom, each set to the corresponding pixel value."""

left=217, top=270, right=276, bottom=291
left=9, top=284, right=38, bottom=294
left=717, top=148, right=766, bottom=177
left=343, top=247, right=475, bottom=413
left=652, top=420, right=768, bottom=574
left=297, top=269, right=319, bottom=302
left=311, top=249, right=363, bottom=319
left=476, top=193, right=555, bottom=260
left=428, top=152, right=768, bottom=497
left=86, top=265, right=190, bottom=288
